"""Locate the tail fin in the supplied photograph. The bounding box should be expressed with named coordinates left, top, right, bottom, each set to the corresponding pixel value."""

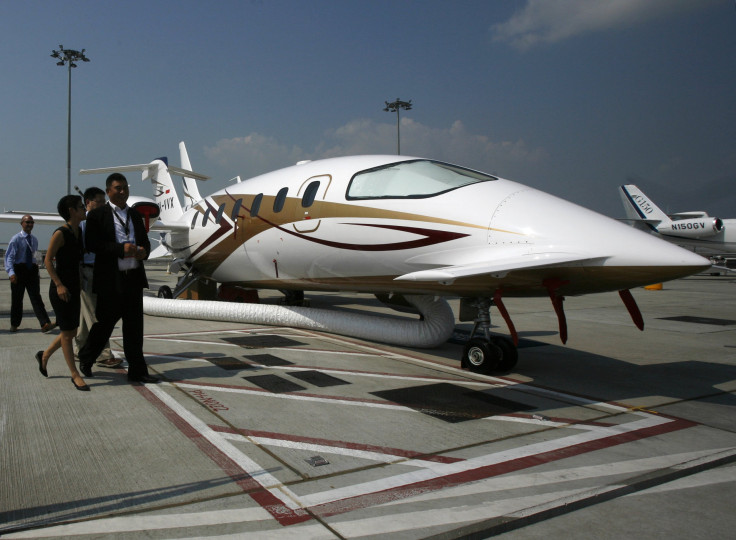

left=146, top=158, right=186, bottom=223
left=178, top=141, right=204, bottom=211
left=619, top=184, right=672, bottom=227
left=80, top=154, right=209, bottom=225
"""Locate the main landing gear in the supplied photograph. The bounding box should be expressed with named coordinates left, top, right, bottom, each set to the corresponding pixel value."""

left=157, top=265, right=202, bottom=299
left=460, top=297, right=518, bottom=374
left=157, top=285, right=173, bottom=298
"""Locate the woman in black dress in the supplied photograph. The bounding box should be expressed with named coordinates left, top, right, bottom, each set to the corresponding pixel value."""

left=35, top=195, right=88, bottom=391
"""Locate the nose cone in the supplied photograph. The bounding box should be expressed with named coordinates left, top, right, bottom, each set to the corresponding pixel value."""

left=490, top=187, right=710, bottom=292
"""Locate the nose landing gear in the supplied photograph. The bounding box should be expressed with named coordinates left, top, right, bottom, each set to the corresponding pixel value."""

left=460, top=296, right=518, bottom=374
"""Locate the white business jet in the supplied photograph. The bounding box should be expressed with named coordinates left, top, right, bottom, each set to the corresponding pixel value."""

left=619, top=184, right=736, bottom=254
left=2, top=144, right=709, bottom=373
left=73, top=144, right=708, bottom=372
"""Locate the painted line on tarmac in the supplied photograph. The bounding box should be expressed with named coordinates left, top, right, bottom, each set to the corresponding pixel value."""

left=133, top=382, right=313, bottom=526
left=377, top=447, right=736, bottom=504
left=1, top=508, right=273, bottom=538
left=175, top=380, right=411, bottom=410
left=138, top=329, right=702, bottom=531
left=219, top=430, right=452, bottom=470
left=299, top=413, right=696, bottom=517
left=423, top=447, right=736, bottom=539
left=211, top=424, right=465, bottom=466
left=8, top=450, right=734, bottom=539
left=148, top=352, right=504, bottom=387
left=260, top=364, right=504, bottom=387
left=159, top=370, right=699, bottom=524
left=135, top=373, right=669, bottom=529
left=173, top=379, right=621, bottom=434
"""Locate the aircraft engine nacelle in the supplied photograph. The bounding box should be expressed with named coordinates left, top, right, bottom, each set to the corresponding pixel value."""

left=659, top=217, right=724, bottom=239
left=128, top=195, right=160, bottom=232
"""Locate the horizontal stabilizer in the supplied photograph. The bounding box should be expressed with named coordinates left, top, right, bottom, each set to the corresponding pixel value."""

left=618, top=218, right=661, bottom=225
left=148, top=243, right=173, bottom=259
left=80, top=163, right=156, bottom=176
left=80, top=164, right=209, bottom=181
left=149, top=221, right=191, bottom=232
left=166, top=166, right=210, bottom=181
left=670, top=211, right=708, bottom=219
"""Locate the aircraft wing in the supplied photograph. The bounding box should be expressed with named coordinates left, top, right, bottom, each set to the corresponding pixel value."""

left=1, top=212, right=191, bottom=233
left=0, top=212, right=64, bottom=226
left=395, top=250, right=604, bottom=283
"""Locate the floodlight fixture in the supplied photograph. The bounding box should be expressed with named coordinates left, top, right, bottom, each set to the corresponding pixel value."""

left=383, top=98, right=412, bottom=155
left=51, top=45, right=90, bottom=195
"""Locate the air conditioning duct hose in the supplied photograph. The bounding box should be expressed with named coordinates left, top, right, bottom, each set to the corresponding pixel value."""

left=142, top=294, right=455, bottom=348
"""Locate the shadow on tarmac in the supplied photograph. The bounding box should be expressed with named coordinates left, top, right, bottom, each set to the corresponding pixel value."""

left=0, top=474, right=261, bottom=534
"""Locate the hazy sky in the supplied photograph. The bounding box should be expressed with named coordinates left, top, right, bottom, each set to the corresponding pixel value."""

left=1, top=0, right=734, bottom=245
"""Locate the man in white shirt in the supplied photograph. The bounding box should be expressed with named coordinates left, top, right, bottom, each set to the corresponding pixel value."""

left=77, top=173, right=157, bottom=383
left=4, top=215, right=55, bottom=333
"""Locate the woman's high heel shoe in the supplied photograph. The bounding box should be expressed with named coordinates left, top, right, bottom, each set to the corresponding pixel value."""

left=35, top=351, right=47, bottom=377
left=71, top=378, right=90, bottom=391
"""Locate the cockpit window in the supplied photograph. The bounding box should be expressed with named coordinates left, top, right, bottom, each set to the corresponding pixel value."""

left=346, top=160, right=497, bottom=200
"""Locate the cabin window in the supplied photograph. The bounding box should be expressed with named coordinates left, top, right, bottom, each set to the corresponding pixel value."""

left=274, top=187, right=288, bottom=213
left=301, top=181, right=320, bottom=208
left=346, top=159, right=497, bottom=200
left=250, top=193, right=263, bottom=217
left=230, top=198, right=242, bottom=220
left=201, top=207, right=211, bottom=226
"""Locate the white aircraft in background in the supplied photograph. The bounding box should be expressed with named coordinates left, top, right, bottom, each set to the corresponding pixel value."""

left=68, top=142, right=708, bottom=373
left=619, top=184, right=736, bottom=254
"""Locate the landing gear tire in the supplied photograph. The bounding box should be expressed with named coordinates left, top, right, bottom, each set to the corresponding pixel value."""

left=280, top=290, right=305, bottom=306
left=157, top=285, right=173, bottom=299
left=491, top=337, right=518, bottom=372
left=462, top=338, right=503, bottom=374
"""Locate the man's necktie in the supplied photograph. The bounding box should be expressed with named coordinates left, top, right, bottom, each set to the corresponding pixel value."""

left=25, top=240, right=33, bottom=269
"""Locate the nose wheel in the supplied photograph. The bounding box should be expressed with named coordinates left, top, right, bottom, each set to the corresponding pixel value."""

left=460, top=297, right=519, bottom=374
left=463, top=338, right=502, bottom=373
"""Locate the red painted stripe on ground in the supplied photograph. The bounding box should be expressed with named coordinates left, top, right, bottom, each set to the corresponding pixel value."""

left=310, top=416, right=695, bottom=518
left=133, top=384, right=311, bottom=526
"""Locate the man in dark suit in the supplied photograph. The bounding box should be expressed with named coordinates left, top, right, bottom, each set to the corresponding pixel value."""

left=78, top=173, right=158, bottom=383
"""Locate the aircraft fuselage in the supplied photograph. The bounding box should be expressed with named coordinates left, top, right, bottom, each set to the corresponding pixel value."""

left=166, top=156, right=708, bottom=298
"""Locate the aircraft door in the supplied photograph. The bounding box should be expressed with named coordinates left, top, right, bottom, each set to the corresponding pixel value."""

left=292, top=174, right=332, bottom=233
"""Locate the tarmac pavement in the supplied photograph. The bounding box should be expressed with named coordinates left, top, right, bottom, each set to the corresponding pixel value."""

left=1, top=263, right=735, bottom=539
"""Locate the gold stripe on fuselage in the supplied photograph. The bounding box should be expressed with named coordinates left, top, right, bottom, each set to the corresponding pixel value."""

left=187, top=193, right=525, bottom=276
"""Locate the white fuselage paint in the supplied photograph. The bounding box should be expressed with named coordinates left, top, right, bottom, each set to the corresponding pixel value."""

left=164, top=156, right=709, bottom=298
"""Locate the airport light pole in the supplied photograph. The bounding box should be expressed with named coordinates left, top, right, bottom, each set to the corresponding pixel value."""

left=51, top=45, right=90, bottom=195
left=383, top=98, right=412, bottom=155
